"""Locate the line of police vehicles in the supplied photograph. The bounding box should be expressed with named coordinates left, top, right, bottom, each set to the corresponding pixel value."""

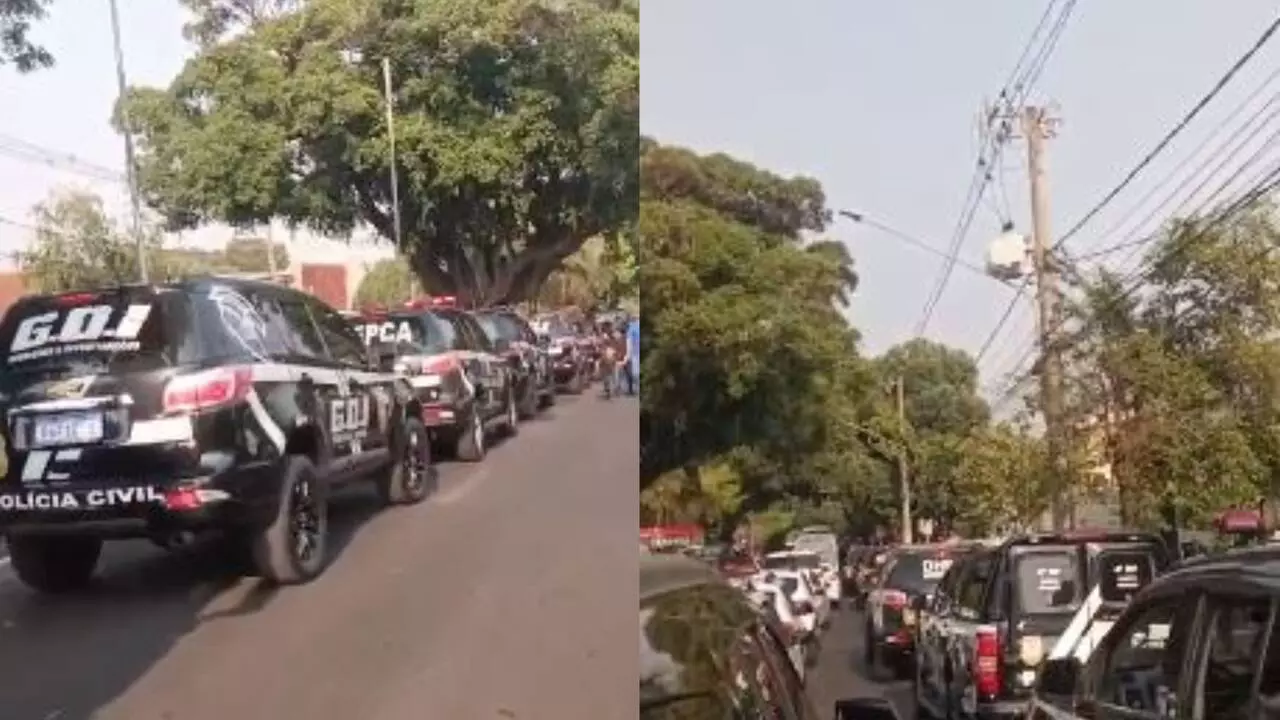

left=0, top=278, right=604, bottom=594
left=645, top=523, right=1280, bottom=720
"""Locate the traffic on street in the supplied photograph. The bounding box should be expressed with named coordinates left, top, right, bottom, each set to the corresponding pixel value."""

left=0, top=377, right=636, bottom=720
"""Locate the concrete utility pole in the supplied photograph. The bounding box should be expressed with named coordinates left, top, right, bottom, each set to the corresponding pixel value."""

left=896, top=375, right=913, bottom=544
left=108, top=0, right=147, bottom=282
left=265, top=223, right=277, bottom=276
left=1022, top=105, right=1069, bottom=532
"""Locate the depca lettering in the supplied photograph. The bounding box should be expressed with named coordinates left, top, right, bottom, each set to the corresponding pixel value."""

left=360, top=322, right=413, bottom=346
left=0, top=487, right=165, bottom=511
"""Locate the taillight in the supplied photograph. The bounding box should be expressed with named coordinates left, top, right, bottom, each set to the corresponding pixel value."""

left=163, top=367, right=253, bottom=414
left=975, top=626, right=1002, bottom=697
left=53, top=292, right=99, bottom=306
left=422, top=355, right=460, bottom=374
left=882, top=590, right=908, bottom=609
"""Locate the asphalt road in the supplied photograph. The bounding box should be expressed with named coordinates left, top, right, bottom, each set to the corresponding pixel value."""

left=0, top=391, right=637, bottom=720
left=806, top=605, right=915, bottom=719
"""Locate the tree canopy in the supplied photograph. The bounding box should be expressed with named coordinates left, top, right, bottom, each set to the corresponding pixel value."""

left=116, top=0, right=638, bottom=306
left=1056, top=206, right=1280, bottom=529
left=638, top=140, right=1038, bottom=544
left=0, top=0, right=52, bottom=73
left=21, top=189, right=292, bottom=293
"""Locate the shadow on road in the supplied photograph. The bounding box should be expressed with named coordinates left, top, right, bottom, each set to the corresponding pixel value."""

left=806, top=607, right=916, bottom=719
left=0, top=487, right=386, bottom=719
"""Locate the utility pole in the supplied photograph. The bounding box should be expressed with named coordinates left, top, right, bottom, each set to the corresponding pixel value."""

left=1022, top=105, right=1069, bottom=532
left=108, top=0, right=147, bottom=282
left=896, top=376, right=913, bottom=544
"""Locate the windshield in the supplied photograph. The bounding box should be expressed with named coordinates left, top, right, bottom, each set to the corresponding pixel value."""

left=885, top=552, right=957, bottom=594
left=534, top=316, right=574, bottom=339
left=763, top=554, right=820, bottom=570
left=0, top=289, right=184, bottom=383
left=477, top=313, right=522, bottom=344
left=353, top=314, right=450, bottom=356
left=1014, top=550, right=1082, bottom=614
left=791, top=534, right=838, bottom=564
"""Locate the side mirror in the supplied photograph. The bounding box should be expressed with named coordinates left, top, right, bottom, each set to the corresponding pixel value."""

left=494, top=338, right=511, bottom=353
left=1037, top=657, right=1081, bottom=697
left=833, top=697, right=902, bottom=720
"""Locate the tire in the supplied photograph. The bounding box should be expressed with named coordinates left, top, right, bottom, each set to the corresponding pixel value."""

left=568, top=366, right=586, bottom=395
left=251, top=455, right=329, bottom=585
left=501, top=385, right=520, bottom=437
left=517, top=379, right=539, bottom=419
left=915, top=665, right=938, bottom=720
left=454, top=405, right=486, bottom=462
left=378, top=416, right=435, bottom=506
left=7, top=534, right=101, bottom=593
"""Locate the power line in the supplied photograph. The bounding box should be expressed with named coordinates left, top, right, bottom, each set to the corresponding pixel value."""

left=1053, top=11, right=1280, bottom=251
left=991, top=156, right=1280, bottom=402
left=914, top=0, right=1078, bottom=335
left=980, top=34, right=1280, bottom=379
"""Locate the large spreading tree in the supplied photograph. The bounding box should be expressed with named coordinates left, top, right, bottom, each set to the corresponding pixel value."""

left=115, top=0, right=638, bottom=305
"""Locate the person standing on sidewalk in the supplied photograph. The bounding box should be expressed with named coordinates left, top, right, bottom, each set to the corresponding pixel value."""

left=625, top=315, right=640, bottom=396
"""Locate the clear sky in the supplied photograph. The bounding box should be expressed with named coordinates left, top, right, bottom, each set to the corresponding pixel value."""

left=0, top=2, right=393, bottom=270
left=641, top=0, right=1279, bottom=395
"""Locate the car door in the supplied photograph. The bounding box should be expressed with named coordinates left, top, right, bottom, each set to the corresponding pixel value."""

left=1077, top=590, right=1205, bottom=720
left=919, top=556, right=968, bottom=707
left=270, top=291, right=358, bottom=478
left=1186, top=591, right=1272, bottom=720
left=456, top=312, right=507, bottom=416
left=948, top=550, right=995, bottom=714
left=307, top=298, right=393, bottom=473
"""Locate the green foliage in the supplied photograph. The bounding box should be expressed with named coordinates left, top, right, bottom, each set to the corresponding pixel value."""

left=22, top=189, right=291, bottom=294
left=0, top=0, right=52, bottom=72
left=118, top=0, right=638, bottom=306
left=1063, top=205, right=1280, bottom=529
left=353, top=257, right=415, bottom=308
left=641, top=141, right=1051, bottom=540
left=21, top=190, right=166, bottom=292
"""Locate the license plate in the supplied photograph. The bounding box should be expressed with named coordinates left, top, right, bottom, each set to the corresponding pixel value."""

left=32, top=412, right=104, bottom=447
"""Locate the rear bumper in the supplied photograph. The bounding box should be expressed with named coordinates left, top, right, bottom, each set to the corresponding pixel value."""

left=975, top=700, right=1026, bottom=720
left=0, top=461, right=282, bottom=539
left=420, top=402, right=463, bottom=429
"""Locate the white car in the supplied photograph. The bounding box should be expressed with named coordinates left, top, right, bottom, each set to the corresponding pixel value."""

left=762, top=550, right=838, bottom=620
left=756, top=568, right=829, bottom=631
left=746, top=586, right=814, bottom=681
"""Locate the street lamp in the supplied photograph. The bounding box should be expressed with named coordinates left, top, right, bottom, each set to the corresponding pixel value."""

left=107, top=0, right=147, bottom=282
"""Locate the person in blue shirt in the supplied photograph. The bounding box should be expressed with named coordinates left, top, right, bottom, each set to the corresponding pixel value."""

left=625, top=316, right=640, bottom=396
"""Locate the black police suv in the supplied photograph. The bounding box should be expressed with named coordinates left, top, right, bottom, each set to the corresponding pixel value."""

left=474, top=307, right=554, bottom=418
left=864, top=543, right=979, bottom=680
left=0, top=278, right=435, bottom=593
left=1026, top=543, right=1280, bottom=720
left=532, top=313, right=589, bottom=393
left=912, top=531, right=1169, bottom=720
left=352, top=299, right=516, bottom=462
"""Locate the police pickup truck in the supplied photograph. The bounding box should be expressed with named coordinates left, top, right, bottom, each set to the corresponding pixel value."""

left=0, top=279, right=435, bottom=593
left=912, top=531, right=1169, bottom=720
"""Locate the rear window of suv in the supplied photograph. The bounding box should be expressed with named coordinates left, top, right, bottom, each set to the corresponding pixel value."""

left=1014, top=550, right=1082, bottom=614
left=1098, top=549, right=1157, bottom=603
left=886, top=551, right=958, bottom=594
left=0, top=289, right=193, bottom=383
